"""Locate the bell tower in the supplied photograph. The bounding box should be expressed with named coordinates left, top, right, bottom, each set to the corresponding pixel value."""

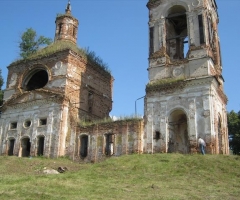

left=54, top=0, right=79, bottom=44
left=144, top=0, right=229, bottom=154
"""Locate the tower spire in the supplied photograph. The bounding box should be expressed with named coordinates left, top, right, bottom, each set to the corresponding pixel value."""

left=65, top=0, right=71, bottom=15
left=55, top=0, right=79, bottom=44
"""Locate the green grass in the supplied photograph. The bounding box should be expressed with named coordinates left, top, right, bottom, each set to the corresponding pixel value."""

left=0, top=154, right=239, bottom=200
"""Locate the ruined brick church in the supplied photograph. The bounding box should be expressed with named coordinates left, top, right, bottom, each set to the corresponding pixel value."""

left=0, top=0, right=229, bottom=161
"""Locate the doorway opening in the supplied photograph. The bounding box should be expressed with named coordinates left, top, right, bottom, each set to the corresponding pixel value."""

left=37, top=136, right=45, bottom=156
left=168, top=109, right=189, bottom=153
left=80, top=135, right=88, bottom=158
left=105, top=134, right=114, bottom=156
left=21, top=138, right=31, bottom=157
left=8, top=139, right=15, bottom=156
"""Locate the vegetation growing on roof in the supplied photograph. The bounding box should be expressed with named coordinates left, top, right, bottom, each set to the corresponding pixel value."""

left=146, top=77, right=186, bottom=92
left=79, top=116, right=143, bottom=127
left=11, top=40, right=111, bottom=75
left=56, top=13, right=75, bottom=19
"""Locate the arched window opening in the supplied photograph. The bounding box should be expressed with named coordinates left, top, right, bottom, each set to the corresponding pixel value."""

left=21, top=138, right=31, bottom=157
left=24, top=70, right=48, bottom=91
left=149, top=27, right=154, bottom=55
left=166, top=6, right=188, bottom=60
left=8, top=139, right=15, bottom=156
left=105, top=134, right=114, bottom=156
left=37, top=136, right=45, bottom=156
left=80, top=135, right=88, bottom=158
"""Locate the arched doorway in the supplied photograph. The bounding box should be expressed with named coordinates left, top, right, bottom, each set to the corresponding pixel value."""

left=37, top=136, right=45, bottom=156
left=21, top=138, right=31, bottom=157
left=168, top=109, right=189, bottom=153
left=80, top=135, right=88, bottom=158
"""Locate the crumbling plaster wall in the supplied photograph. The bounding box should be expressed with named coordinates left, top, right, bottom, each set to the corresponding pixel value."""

left=144, top=77, right=227, bottom=154
left=74, top=120, right=144, bottom=162
left=0, top=99, right=63, bottom=157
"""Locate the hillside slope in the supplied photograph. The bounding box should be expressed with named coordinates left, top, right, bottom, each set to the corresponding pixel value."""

left=0, top=154, right=239, bottom=200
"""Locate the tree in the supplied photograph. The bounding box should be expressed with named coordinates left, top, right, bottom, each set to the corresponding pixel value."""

left=227, top=110, right=240, bottom=155
left=0, top=69, right=4, bottom=106
left=19, top=28, right=52, bottom=59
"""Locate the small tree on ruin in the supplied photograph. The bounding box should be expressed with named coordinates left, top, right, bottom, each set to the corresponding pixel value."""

left=19, top=28, right=52, bottom=59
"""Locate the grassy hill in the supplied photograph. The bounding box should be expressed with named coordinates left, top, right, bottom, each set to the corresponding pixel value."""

left=0, top=154, right=239, bottom=200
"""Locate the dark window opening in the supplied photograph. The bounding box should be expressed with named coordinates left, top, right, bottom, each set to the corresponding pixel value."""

left=166, top=6, right=188, bottom=60
left=88, top=92, right=93, bottom=113
left=80, top=135, right=88, bottom=158
left=10, top=122, right=17, bottom=130
left=105, top=134, right=114, bottom=156
left=155, top=131, right=161, bottom=140
left=149, top=27, right=154, bottom=55
left=39, top=118, right=47, bottom=126
left=37, top=137, right=44, bottom=156
left=89, top=106, right=92, bottom=113
left=25, top=70, right=48, bottom=91
left=21, top=138, right=31, bottom=157
left=73, top=27, right=76, bottom=36
left=58, top=23, right=62, bottom=35
left=8, top=139, right=15, bottom=156
left=198, top=14, right=205, bottom=44
left=208, top=16, right=214, bottom=47
left=24, top=120, right=31, bottom=128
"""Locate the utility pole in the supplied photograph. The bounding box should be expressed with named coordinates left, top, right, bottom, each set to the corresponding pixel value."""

left=135, top=96, right=145, bottom=116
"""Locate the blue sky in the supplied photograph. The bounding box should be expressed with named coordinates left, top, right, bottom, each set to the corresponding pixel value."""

left=1, top=0, right=240, bottom=117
